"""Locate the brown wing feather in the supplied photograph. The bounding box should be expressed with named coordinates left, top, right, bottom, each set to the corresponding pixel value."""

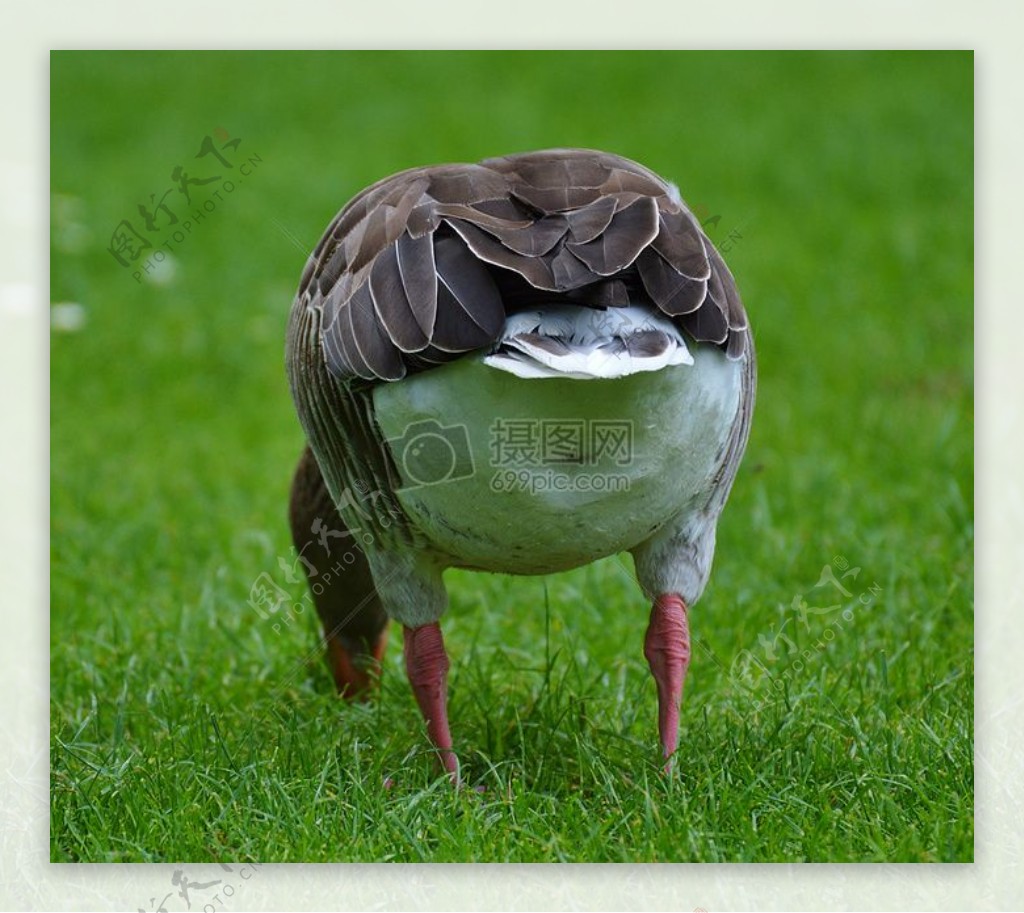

left=565, top=195, right=659, bottom=275
left=431, top=235, right=505, bottom=352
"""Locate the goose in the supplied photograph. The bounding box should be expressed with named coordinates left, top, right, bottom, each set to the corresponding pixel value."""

left=285, top=148, right=755, bottom=783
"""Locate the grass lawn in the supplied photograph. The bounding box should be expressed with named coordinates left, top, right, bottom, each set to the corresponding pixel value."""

left=50, top=51, right=973, bottom=863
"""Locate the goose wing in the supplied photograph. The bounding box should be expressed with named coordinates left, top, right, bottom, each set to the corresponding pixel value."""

left=293, top=148, right=751, bottom=384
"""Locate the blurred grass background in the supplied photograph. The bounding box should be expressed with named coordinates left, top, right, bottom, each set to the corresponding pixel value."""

left=50, top=51, right=972, bottom=863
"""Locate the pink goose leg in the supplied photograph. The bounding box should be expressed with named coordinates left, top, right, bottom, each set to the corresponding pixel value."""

left=643, top=594, right=691, bottom=770
left=403, top=622, right=460, bottom=783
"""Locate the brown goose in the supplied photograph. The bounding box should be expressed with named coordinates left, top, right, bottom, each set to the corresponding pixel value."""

left=286, top=148, right=755, bottom=782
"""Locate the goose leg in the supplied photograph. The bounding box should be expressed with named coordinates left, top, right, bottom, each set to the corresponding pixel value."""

left=289, top=447, right=389, bottom=697
left=643, top=593, right=691, bottom=769
left=403, top=622, right=460, bottom=783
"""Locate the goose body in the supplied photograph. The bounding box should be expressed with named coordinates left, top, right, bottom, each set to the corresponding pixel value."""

left=373, top=341, right=741, bottom=580
left=286, top=148, right=755, bottom=781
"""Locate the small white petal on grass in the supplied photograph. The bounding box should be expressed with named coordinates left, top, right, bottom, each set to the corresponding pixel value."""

left=54, top=221, right=92, bottom=254
left=50, top=302, right=87, bottom=333
left=51, top=194, right=92, bottom=253
left=143, top=253, right=178, bottom=286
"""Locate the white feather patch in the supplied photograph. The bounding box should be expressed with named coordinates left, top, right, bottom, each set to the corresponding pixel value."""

left=483, top=304, right=693, bottom=380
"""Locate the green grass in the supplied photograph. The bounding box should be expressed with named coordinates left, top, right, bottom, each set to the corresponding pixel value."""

left=50, top=51, right=973, bottom=862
